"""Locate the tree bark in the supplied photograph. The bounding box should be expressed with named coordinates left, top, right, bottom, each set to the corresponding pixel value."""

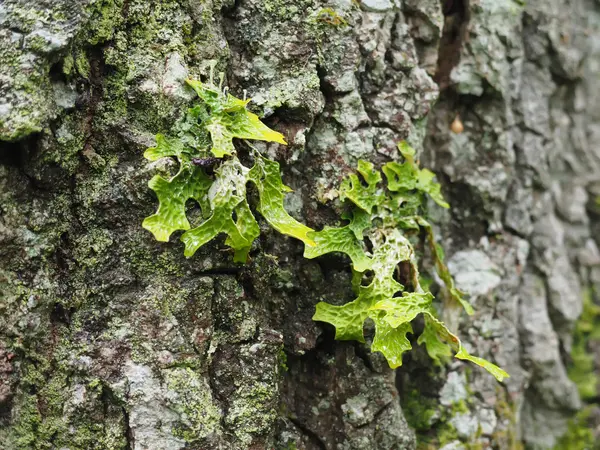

left=1, top=0, right=599, bottom=449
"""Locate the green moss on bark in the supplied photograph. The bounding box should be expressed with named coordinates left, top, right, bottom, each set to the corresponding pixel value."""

left=568, top=288, right=600, bottom=401
left=165, top=367, right=222, bottom=443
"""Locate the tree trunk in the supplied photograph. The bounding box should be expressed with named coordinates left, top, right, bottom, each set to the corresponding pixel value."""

left=1, top=0, right=599, bottom=449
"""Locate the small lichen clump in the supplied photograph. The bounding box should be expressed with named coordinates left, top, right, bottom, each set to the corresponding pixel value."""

left=142, top=79, right=508, bottom=381
left=568, top=288, right=600, bottom=400
left=142, top=75, right=314, bottom=263
left=165, top=367, right=221, bottom=442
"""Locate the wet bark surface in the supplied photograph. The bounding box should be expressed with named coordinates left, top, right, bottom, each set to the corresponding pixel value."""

left=1, top=0, right=600, bottom=449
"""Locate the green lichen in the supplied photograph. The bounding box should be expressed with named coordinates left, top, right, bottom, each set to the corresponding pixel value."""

left=96, top=71, right=128, bottom=127
left=142, top=79, right=507, bottom=381
left=568, top=288, right=600, bottom=400
left=402, top=389, right=439, bottom=432
left=492, top=387, right=523, bottom=450
left=312, top=8, right=348, bottom=27
left=123, top=234, right=187, bottom=279
left=413, top=413, right=461, bottom=449
left=84, top=0, right=124, bottom=46
left=7, top=355, right=127, bottom=449
left=261, top=0, right=314, bottom=21
left=553, top=407, right=596, bottom=450
left=405, top=379, right=482, bottom=450
left=62, top=53, right=75, bottom=76
left=226, top=383, right=279, bottom=446
left=165, top=367, right=222, bottom=442
left=278, top=349, right=289, bottom=373
left=310, top=145, right=506, bottom=381
left=73, top=49, right=91, bottom=80
left=27, top=35, right=52, bottom=54
left=10, top=392, right=43, bottom=449
left=143, top=77, right=314, bottom=263
left=52, top=114, right=87, bottom=174
left=555, top=288, right=600, bottom=448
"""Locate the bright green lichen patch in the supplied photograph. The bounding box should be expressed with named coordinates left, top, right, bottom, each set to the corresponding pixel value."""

left=309, top=144, right=507, bottom=381
left=404, top=381, right=480, bottom=450
left=402, top=389, right=439, bottom=433
left=558, top=288, right=600, bottom=448
left=142, top=80, right=507, bottom=381
left=83, top=0, right=124, bottom=45
left=312, top=8, right=348, bottom=27
left=553, top=407, right=596, bottom=450
left=143, top=77, right=313, bottom=262
left=186, top=79, right=287, bottom=157
left=165, top=367, right=222, bottom=442
left=568, top=288, right=600, bottom=400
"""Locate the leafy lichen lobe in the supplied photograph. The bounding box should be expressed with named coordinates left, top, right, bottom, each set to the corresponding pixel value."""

left=143, top=78, right=313, bottom=263
left=142, top=80, right=508, bottom=381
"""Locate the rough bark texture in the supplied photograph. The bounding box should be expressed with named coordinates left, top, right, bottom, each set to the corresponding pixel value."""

left=1, top=0, right=600, bottom=449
